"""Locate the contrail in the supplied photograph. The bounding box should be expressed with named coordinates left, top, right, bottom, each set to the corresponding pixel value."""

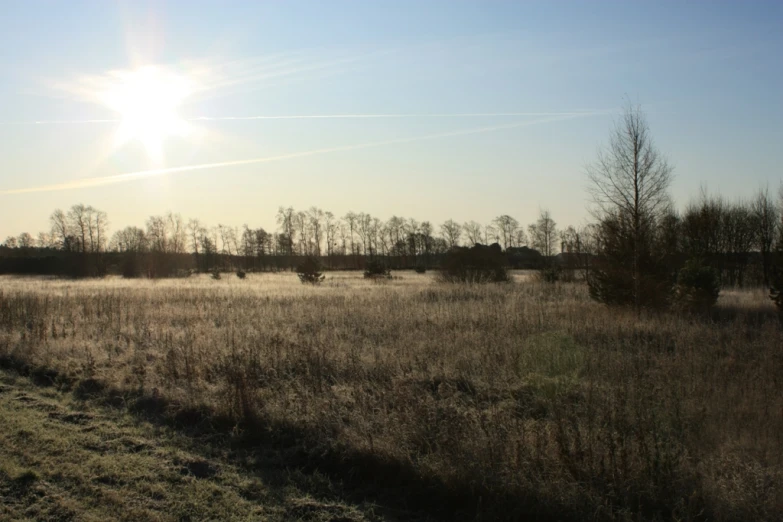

left=0, top=112, right=600, bottom=195
left=190, top=112, right=599, bottom=121
left=1, top=111, right=602, bottom=125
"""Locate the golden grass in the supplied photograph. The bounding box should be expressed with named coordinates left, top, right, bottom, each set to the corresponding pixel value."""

left=0, top=272, right=781, bottom=521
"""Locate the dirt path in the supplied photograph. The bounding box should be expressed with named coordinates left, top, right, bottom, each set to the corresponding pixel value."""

left=0, top=372, right=386, bottom=522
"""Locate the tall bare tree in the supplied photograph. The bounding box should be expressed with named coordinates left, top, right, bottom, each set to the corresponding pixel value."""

left=167, top=213, right=187, bottom=254
left=440, top=219, right=462, bottom=249
left=586, top=102, right=674, bottom=311
left=187, top=219, right=202, bottom=255
left=493, top=215, right=519, bottom=250
left=753, top=186, right=779, bottom=286
left=528, top=210, right=558, bottom=257
left=276, top=207, right=296, bottom=256
left=324, top=212, right=337, bottom=258
left=307, top=207, right=324, bottom=256
left=17, top=232, right=34, bottom=249
left=50, top=209, right=71, bottom=250
left=463, top=221, right=483, bottom=246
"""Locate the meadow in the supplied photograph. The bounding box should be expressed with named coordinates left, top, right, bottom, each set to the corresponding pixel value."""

left=0, top=272, right=781, bottom=521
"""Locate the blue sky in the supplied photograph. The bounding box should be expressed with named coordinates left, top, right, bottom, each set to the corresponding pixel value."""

left=0, top=1, right=781, bottom=240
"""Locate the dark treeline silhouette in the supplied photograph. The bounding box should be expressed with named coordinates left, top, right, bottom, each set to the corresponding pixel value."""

left=2, top=105, right=782, bottom=287
left=1, top=191, right=780, bottom=287
left=1, top=206, right=561, bottom=278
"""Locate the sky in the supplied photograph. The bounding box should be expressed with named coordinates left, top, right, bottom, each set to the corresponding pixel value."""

left=0, top=0, right=781, bottom=241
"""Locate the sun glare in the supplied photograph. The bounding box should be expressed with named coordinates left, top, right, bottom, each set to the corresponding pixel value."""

left=101, top=66, right=192, bottom=163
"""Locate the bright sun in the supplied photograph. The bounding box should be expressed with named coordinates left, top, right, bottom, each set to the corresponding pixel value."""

left=101, top=66, right=192, bottom=163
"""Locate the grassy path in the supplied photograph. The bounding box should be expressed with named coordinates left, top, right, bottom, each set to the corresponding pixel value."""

left=0, top=371, right=390, bottom=522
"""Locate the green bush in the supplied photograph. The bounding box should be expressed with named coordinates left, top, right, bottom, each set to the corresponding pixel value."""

left=296, top=257, right=325, bottom=285
left=538, top=265, right=561, bottom=283
left=770, top=253, right=783, bottom=313
left=674, top=259, right=720, bottom=311
left=438, top=243, right=509, bottom=284
left=363, top=259, right=391, bottom=279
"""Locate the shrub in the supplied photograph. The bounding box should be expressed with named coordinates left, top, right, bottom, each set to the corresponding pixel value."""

left=587, top=214, right=674, bottom=311
left=588, top=261, right=672, bottom=310
left=771, top=282, right=783, bottom=313
left=538, top=265, right=561, bottom=283
left=414, top=265, right=427, bottom=274
left=673, top=259, right=720, bottom=311
left=296, top=257, right=325, bottom=285
left=363, top=259, right=391, bottom=279
left=437, top=243, right=509, bottom=284
left=210, top=267, right=221, bottom=280
left=236, top=270, right=246, bottom=279
left=771, top=252, right=783, bottom=314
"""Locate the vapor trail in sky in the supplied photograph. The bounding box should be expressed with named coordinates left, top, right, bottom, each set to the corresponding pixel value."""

left=0, top=112, right=601, bottom=195
left=1, top=111, right=603, bottom=125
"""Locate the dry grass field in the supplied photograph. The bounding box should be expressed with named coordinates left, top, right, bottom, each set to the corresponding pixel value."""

left=1, top=272, right=781, bottom=521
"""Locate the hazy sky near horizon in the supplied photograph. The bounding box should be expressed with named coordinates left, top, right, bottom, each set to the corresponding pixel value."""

left=1, top=1, right=781, bottom=241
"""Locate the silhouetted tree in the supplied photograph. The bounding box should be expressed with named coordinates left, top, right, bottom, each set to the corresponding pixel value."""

left=440, top=219, right=462, bottom=249
left=490, top=215, right=516, bottom=250
left=529, top=210, right=558, bottom=258
left=586, top=102, right=674, bottom=311
left=463, top=221, right=483, bottom=246
left=754, top=186, right=779, bottom=286
left=438, top=243, right=509, bottom=283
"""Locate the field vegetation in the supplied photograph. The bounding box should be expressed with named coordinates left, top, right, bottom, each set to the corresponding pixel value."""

left=1, top=272, right=781, bottom=521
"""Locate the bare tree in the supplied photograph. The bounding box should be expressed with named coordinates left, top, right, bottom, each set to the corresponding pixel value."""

left=37, top=232, right=54, bottom=249
left=344, top=212, right=358, bottom=257
left=440, top=219, right=462, bottom=249
left=110, top=227, right=147, bottom=252
left=484, top=224, right=499, bottom=245
left=69, top=204, right=91, bottom=253
left=559, top=226, right=579, bottom=254
left=586, top=102, right=674, bottom=311
left=187, top=219, right=202, bottom=255
left=307, top=207, right=324, bottom=256
left=528, top=209, right=558, bottom=257
left=217, top=224, right=236, bottom=256
left=753, top=186, right=779, bottom=286
left=17, top=232, right=34, bottom=249
left=293, top=211, right=309, bottom=255
left=513, top=227, right=528, bottom=248
left=167, top=213, right=186, bottom=254
left=492, top=215, right=519, bottom=250
left=147, top=216, right=170, bottom=253
left=356, top=213, right=374, bottom=256
left=276, top=207, right=296, bottom=256
left=463, top=221, right=483, bottom=246
left=50, top=209, right=71, bottom=250
left=94, top=209, right=109, bottom=253
left=324, top=211, right=337, bottom=258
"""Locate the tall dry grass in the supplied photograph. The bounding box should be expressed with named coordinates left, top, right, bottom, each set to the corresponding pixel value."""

left=0, top=272, right=781, bottom=521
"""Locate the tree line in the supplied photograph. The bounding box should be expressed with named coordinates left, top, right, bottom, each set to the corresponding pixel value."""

left=0, top=202, right=577, bottom=277
left=1, top=188, right=779, bottom=284
left=2, top=104, right=782, bottom=293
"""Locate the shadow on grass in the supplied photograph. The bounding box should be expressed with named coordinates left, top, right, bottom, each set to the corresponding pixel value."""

left=0, top=355, right=585, bottom=522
